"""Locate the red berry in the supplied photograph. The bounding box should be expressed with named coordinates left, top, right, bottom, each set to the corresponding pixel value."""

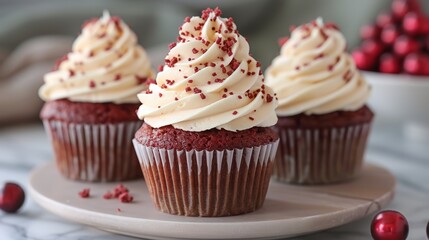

left=403, top=12, right=425, bottom=35
left=394, top=35, right=421, bottom=57
left=381, top=25, right=401, bottom=45
left=371, top=210, right=409, bottom=240
left=392, top=0, right=421, bottom=20
left=278, top=36, right=289, bottom=47
left=360, top=25, right=380, bottom=39
left=419, top=17, right=429, bottom=35
left=403, top=53, right=429, bottom=75
left=361, top=39, right=385, bottom=59
left=379, top=54, right=402, bottom=74
left=352, top=49, right=376, bottom=71
left=377, top=12, right=395, bottom=28
left=0, top=182, right=25, bottom=213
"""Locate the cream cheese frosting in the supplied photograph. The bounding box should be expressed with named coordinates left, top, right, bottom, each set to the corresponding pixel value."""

left=137, top=8, right=278, bottom=132
left=265, top=18, right=371, bottom=116
left=39, top=11, right=154, bottom=104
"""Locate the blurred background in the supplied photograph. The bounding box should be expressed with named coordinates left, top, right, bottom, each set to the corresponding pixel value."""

left=0, top=0, right=428, bottom=127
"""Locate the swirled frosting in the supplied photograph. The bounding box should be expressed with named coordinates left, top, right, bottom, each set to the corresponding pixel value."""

left=265, top=18, right=371, bottom=116
left=137, top=8, right=278, bottom=132
left=39, top=11, right=154, bottom=104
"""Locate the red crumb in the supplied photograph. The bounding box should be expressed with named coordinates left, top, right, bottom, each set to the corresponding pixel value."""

left=113, top=183, right=129, bottom=198
left=103, top=191, right=113, bottom=199
left=89, top=81, right=96, bottom=88
left=79, top=188, right=90, bottom=198
left=119, top=192, right=134, bottom=203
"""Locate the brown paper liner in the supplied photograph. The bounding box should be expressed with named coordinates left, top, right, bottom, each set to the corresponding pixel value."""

left=273, top=123, right=372, bottom=184
left=133, top=139, right=279, bottom=217
left=43, top=120, right=142, bottom=182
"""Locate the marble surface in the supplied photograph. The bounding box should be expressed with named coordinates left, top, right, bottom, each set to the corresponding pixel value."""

left=0, top=122, right=428, bottom=240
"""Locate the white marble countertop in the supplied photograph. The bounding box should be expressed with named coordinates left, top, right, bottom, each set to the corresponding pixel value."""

left=0, top=122, right=428, bottom=240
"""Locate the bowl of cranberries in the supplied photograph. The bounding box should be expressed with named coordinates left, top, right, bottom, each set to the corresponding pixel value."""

left=353, top=0, right=429, bottom=139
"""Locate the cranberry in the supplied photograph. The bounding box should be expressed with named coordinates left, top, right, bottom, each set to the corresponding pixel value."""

left=377, top=12, right=395, bottom=28
left=419, top=17, right=429, bottom=35
left=0, top=182, right=25, bottom=213
left=403, top=53, right=429, bottom=75
left=361, top=39, right=385, bottom=59
left=392, top=0, right=421, bottom=20
left=379, top=53, right=402, bottom=74
left=394, top=35, right=421, bottom=57
left=403, top=12, right=426, bottom=35
left=352, top=49, right=376, bottom=71
left=360, top=25, right=380, bottom=39
left=371, top=210, right=409, bottom=240
left=381, top=24, right=401, bottom=46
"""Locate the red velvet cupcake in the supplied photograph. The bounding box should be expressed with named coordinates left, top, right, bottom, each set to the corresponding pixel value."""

left=265, top=18, right=374, bottom=184
left=133, top=8, right=279, bottom=217
left=39, top=11, right=154, bottom=182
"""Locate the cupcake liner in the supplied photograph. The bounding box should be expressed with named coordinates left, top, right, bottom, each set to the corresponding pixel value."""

left=133, top=139, right=279, bottom=217
left=273, top=123, right=372, bottom=184
left=43, top=120, right=142, bottom=182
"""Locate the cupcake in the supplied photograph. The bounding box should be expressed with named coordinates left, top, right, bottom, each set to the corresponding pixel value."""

left=39, top=11, right=154, bottom=182
left=265, top=18, right=374, bottom=184
left=133, top=7, right=279, bottom=217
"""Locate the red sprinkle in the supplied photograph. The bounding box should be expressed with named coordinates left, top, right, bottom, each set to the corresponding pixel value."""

left=325, top=22, right=339, bottom=30
left=200, top=93, right=206, bottom=99
left=278, top=36, right=289, bottom=47
left=266, top=94, right=273, bottom=103
left=158, top=65, right=164, bottom=72
left=185, top=86, right=192, bottom=92
left=169, top=42, right=177, bottom=50
left=89, top=81, right=96, bottom=88
left=193, top=87, right=202, bottom=93
left=114, top=74, right=121, bottom=81
left=232, top=111, right=238, bottom=115
left=192, top=48, right=199, bottom=54
left=79, top=188, right=90, bottom=198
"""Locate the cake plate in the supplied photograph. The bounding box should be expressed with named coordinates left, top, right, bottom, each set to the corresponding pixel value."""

left=29, top=162, right=395, bottom=239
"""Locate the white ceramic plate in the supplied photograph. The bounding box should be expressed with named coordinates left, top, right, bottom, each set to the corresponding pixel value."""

left=29, top=162, right=395, bottom=240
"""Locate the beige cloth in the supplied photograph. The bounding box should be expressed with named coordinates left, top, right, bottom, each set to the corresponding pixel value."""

left=0, top=36, right=73, bottom=124
left=0, top=35, right=168, bottom=125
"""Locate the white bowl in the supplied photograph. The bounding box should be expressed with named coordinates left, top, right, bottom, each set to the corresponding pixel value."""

left=363, top=71, right=429, bottom=141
